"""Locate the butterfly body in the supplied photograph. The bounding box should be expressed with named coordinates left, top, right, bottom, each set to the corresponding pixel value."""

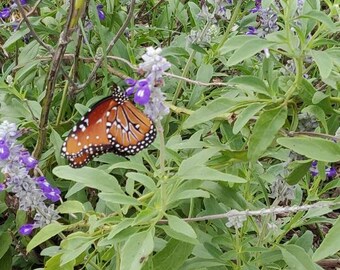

left=61, top=88, right=156, bottom=168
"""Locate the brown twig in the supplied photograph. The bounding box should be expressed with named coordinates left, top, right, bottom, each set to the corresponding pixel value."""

left=32, top=1, right=77, bottom=159
left=16, top=0, right=42, bottom=29
left=286, top=131, right=340, bottom=142
left=37, top=54, right=231, bottom=87
left=14, top=0, right=53, bottom=53
left=76, top=0, right=136, bottom=91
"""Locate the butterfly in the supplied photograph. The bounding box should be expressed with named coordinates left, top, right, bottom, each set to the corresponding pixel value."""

left=61, top=87, right=156, bottom=168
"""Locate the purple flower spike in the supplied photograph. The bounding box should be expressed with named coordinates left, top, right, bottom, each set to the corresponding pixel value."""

left=44, top=187, right=61, bottom=202
left=20, top=151, right=38, bottom=169
left=97, top=4, right=105, bottom=20
left=0, top=140, right=10, bottom=160
left=0, top=183, right=6, bottom=191
left=246, top=26, right=257, bottom=35
left=20, top=0, right=28, bottom=5
left=326, top=167, right=337, bottom=179
left=19, top=223, right=35, bottom=235
left=134, top=87, right=151, bottom=105
left=0, top=8, right=11, bottom=19
left=125, top=78, right=137, bottom=86
left=125, top=87, right=135, bottom=96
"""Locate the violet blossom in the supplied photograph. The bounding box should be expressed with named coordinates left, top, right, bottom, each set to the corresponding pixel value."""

left=310, top=161, right=337, bottom=179
left=0, top=121, right=60, bottom=235
left=96, top=4, right=105, bottom=20
left=125, top=47, right=171, bottom=121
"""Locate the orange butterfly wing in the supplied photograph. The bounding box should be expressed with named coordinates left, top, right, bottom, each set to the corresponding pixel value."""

left=61, top=88, right=156, bottom=168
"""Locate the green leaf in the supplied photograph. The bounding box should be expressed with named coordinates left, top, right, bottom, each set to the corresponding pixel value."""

left=233, top=103, right=265, bottom=134
left=0, top=232, right=11, bottom=259
left=248, top=106, right=287, bottom=161
left=98, top=192, right=141, bottom=205
left=277, top=137, right=340, bottom=162
left=219, top=35, right=259, bottom=55
left=152, top=239, right=194, bottom=270
left=227, top=39, right=273, bottom=66
left=161, top=226, right=198, bottom=245
left=3, top=28, right=30, bottom=48
left=313, top=217, right=340, bottom=261
left=18, top=40, right=40, bottom=65
left=57, top=200, right=86, bottom=214
left=286, top=161, right=311, bottom=185
left=167, top=215, right=197, bottom=239
left=301, top=11, right=336, bottom=31
left=126, top=172, right=156, bottom=191
left=108, top=219, right=133, bottom=239
left=188, top=63, right=214, bottom=107
left=178, top=166, right=247, bottom=183
left=120, top=230, right=154, bottom=270
left=183, top=97, right=237, bottom=129
left=280, top=245, right=318, bottom=270
left=169, top=189, right=210, bottom=203
left=229, top=76, right=270, bottom=96
left=0, top=249, right=12, bottom=270
left=53, top=166, right=123, bottom=193
left=310, top=50, right=333, bottom=79
left=27, top=223, right=68, bottom=252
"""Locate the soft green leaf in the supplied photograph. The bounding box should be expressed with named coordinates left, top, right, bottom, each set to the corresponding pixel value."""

left=311, top=50, right=333, bottom=79
left=277, top=137, right=340, bottom=162
left=188, top=63, right=214, bottom=107
left=301, top=11, right=336, bottom=31
left=3, top=28, right=30, bottom=48
left=286, top=161, right=311, bottom=185
left=280, top=245, right=318, bottom=270
left=219, top=35, right=260, bottom=55
left=0, top=232, right=11, bottom=259
left=227, top=39, right=273, bottom=66
left=53, top=166, right=123, bottom=193
left=169, top=189, right=210, bottom=203
left=229, top=76, right=269, bottom=96
left=313, top=217, right=340, bottom=261
left=120, top=230, right=154, bottom=270
left=152, top=239, right=194, bottom=270
left=0, top=249, right=12, bottom=270
left=57, top=200, right=86, bottom=214
left=27, top=223, right=68, bottom=252
left=161, top=226, right=198, bottom=245
left=18, top=41, right=40, bottom=65
left=183, top=97, right=237, bottom=129
left=126, top=172, right=156, bottom=191
left=233, top=103, right=265, bottom=134
left=98, top=192, right=141, bottom=205
left=178, top=166, right=247, bottom=183
left=248, top=106, right=287, bottom=161
left=167, top=215, right=197, bottom=239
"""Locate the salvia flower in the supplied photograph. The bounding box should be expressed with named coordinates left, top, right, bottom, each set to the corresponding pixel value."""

left=125, top=47, right=171, bottom=121
left=269, top=177, right=296, bottom=202
left=19, top=223, right=35, bottom=235
left=97, top=4, right=105, bottom=20
left=0, top=7, right=11, bottom=19
left=310, top=161, right=337, bottom=179
left=0, top=121, right=60, bottom=235
left=226, top=210, right=247, bottom=229
left=0, top=0, right=28, bottom=20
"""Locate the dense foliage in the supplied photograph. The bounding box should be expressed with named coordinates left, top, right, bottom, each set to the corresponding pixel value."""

left=0, top=0, right=339, bottom=269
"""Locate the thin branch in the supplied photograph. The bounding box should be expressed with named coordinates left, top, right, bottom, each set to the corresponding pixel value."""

left=14, top=0, right=53, bottom=53
left=33, top=0, right=78, bottom=159
left=17, top=0, right=42, bottom=29
left=286, top=130, right=340, bottom=142
left=157, top=202, right=338, bottom=224
left=76, top=0, right=136, bottom=90
left=37, top=54, right=231, bottom=87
